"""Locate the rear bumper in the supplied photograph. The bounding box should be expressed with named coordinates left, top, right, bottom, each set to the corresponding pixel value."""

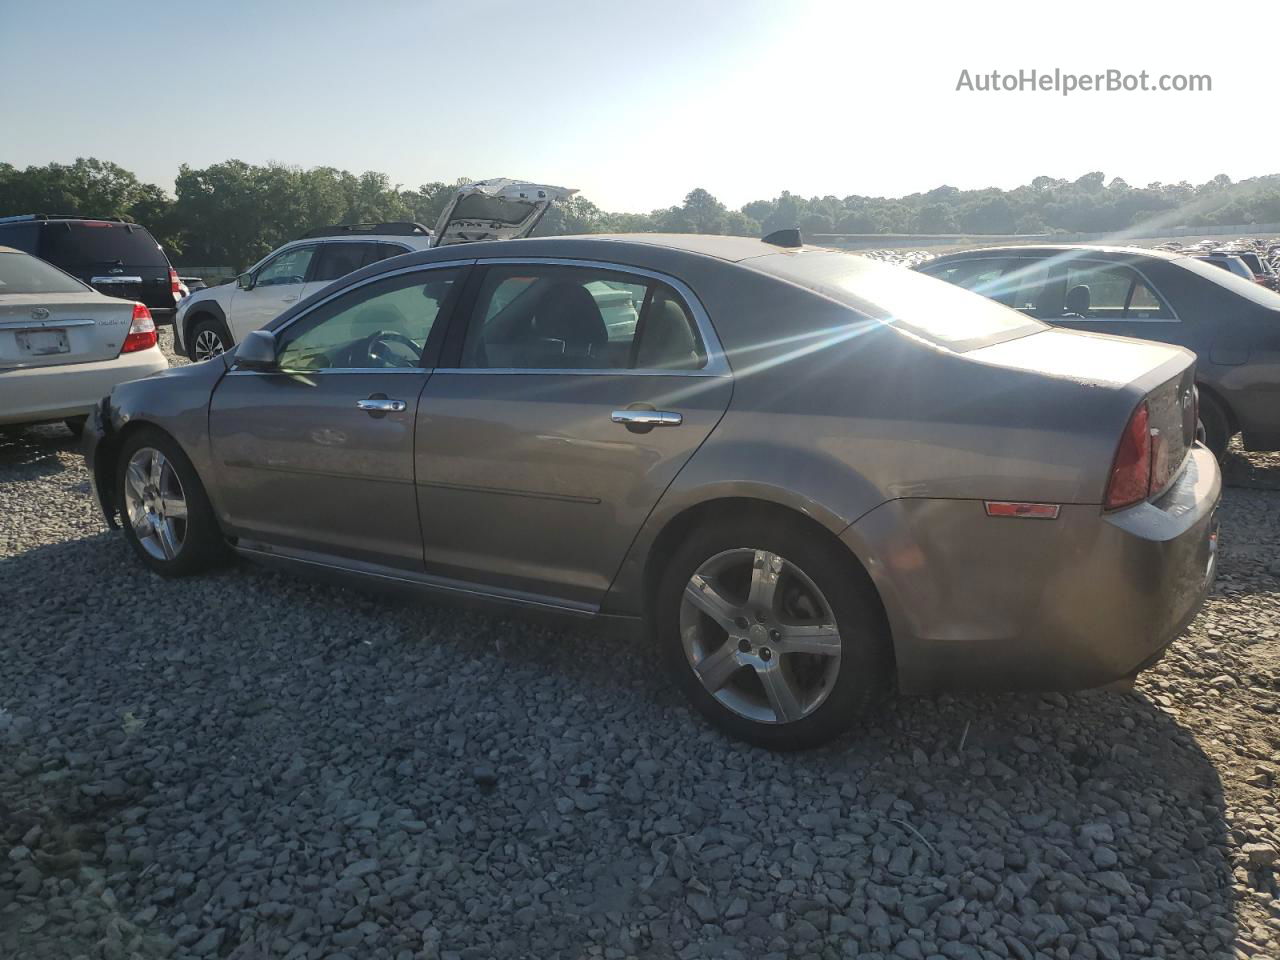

left=846, top=445, right=1221, bottom=695
left=0, top=347, right=169, bottom=426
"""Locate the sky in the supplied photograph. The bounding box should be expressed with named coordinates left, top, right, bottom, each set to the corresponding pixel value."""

left=0, top=0, right=1275, bottom=213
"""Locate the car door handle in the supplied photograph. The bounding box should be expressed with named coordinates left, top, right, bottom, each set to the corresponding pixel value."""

left=281, top=295, right=300, bottom=302
left=356, top=398, right=407, bottom=413
left=611, top=409, right=682, bottom=427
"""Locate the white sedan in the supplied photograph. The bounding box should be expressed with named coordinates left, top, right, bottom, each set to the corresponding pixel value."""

left=0, top=245, right=167, bottom=436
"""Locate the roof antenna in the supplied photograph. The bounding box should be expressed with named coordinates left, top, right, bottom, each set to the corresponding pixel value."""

left=762, top=227, right=802, bottom=248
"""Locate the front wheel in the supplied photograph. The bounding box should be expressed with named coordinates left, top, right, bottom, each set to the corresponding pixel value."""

left=115, top=428, right=226, bottom=576
left=189, top=317, right=232, bottom=362
left=655, top=516, right=893, bottom=750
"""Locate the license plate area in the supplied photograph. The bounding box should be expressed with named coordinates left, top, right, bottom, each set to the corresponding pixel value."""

left=15, top=328, right=70, bottom=356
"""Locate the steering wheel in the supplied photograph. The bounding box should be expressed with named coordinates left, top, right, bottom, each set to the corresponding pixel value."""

left=363, top=329, right=421, bottom=368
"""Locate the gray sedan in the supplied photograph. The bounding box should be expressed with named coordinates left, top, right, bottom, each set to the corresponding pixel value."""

left=83, top=235, right=1221, bottom=749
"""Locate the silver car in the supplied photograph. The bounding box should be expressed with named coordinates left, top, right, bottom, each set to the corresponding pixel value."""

left=83, top=234, right=1221, bottom=749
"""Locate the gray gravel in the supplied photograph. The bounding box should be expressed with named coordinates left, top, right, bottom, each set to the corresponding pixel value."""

left=1, top=327, right=1278, bottom=960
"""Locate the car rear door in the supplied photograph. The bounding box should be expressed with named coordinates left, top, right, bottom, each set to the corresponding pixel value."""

left=295, top=241, right=405, bottom=303
left=208, top=263, right=466, bottom=570
left=413, top=259, right=732, bottom=609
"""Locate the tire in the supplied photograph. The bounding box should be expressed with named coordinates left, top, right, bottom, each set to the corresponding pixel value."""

left=63, top=416, right=86, bottom=438
left=115, top=427, right=225, bottom=577
left=654, top=515, right=893, bottom=750
left=1198, top=391, right=1231, bottom=461
left=188, top=316, right=232, bottom=362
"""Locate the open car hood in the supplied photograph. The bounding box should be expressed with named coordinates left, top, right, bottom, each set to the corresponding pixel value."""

left=431, top=178, right=577, bottom=246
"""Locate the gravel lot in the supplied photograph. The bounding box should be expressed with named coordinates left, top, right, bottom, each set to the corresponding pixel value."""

left=2, top=327, right=1278, bottom=960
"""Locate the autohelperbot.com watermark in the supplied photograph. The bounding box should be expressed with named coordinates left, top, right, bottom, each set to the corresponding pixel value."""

left=955, top=68, right=1212, bottom=96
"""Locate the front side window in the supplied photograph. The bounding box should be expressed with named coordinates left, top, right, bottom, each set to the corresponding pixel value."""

left=460, top=265, right=706, bottom=372
left=255, top=246, right=315, bottom=288
left=276, top=268, right=460, bottom=370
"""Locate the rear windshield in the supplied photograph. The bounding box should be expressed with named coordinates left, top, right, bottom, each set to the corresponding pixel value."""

left=39, top=221, right=168, bottom=266
left=752, top=250, right=1045, bottom=351
left=1177, top=255, right=1280, bottom=308
left=449, top=194, right=537, bottom=226
left=0, top=251, right=88, bottom=294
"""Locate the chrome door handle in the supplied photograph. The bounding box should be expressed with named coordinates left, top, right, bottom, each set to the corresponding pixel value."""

left=611, top=409, right=682, bottom=427
left=356, top=398, right=407, bottom=412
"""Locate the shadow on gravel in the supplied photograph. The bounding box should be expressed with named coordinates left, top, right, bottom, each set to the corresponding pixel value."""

left=1, top=529, right=1245, bottom=959
left=1222, top=448, right=1280, bottom=492
left=0, top=425, right=79, bottom=480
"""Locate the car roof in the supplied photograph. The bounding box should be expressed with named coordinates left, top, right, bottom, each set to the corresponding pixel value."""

left=925, top=243, right=1187, bottom=263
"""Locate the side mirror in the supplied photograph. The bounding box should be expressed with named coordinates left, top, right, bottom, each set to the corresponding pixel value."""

left=237, top=272, right=255, bottom=291
left=234, top=330, right=277, bottom=370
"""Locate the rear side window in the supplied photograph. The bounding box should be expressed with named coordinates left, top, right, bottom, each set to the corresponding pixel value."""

left=310, top=242, right=381, bottom=283
left=38, top=221, right=168, bottom=267
left=460, top=264, right=706, bottom=371
left=1061, top=263, right=1174, bottom=320
left=0, top=251, right=87, bottom=294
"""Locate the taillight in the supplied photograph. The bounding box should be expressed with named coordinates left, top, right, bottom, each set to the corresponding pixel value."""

left=169, top=268, right=180, bottom=295
left=1105, top=401, right=1152, bottom=510
left=121, top=302, right=157, bottom=353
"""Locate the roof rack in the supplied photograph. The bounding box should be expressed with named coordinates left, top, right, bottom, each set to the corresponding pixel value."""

left=300, top=221, right=432, bottom=239
left=0, top=214, right=130, bottom=225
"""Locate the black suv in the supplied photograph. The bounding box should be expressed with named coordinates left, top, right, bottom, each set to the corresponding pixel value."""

left=0, top=214, right=181, bottom=318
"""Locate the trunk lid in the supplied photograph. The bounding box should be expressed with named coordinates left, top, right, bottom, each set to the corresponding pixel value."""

left=0, top=293, right=135, bottom=369
left=431, top=179, right=576, bottom=246
left=971, top=328, right=1198, bottom=499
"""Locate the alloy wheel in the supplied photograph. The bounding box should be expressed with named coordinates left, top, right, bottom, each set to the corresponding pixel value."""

left=193, top=328, right=226, bottom=361
left=123, top=447, right=188, bottom=561
left=679, top=548, right=843, bottom=725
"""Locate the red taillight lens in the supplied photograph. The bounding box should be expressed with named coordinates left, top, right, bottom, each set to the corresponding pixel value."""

left=1105, top=401, right=1152, bottom=510
left=169, top=268, right=180, bottom=294
left=121, top=302, right=157, bottom=353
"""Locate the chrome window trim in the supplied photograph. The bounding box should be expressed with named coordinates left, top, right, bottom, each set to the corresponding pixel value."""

left=435, top=256, right=731, bottom=378
left=931, top=255, right=1181, bottom=323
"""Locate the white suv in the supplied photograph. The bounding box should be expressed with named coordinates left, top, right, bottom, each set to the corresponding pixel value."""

left=174, top=179, right=573, bottom=361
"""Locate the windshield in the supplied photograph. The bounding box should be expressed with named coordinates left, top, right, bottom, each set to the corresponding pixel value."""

left=39, top=221, right=168, bottom=266
left=752, top=250, right=1045, bottom=351
left=0, top=251, right=88, bottom=294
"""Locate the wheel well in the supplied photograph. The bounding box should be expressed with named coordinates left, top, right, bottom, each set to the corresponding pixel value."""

left=94, top=420, right=180, bottom=524
left=642, top=497, right=882, bottom=614
left=1197, top=382, right=1237, bottom=435
left=184, top=309, right=233, bottom=355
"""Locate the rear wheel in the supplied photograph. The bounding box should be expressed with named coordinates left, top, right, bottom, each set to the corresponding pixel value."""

left=116, top=428, right=225, bottom=576
left=1198, top=391, right=1231, bottom=460
left=655, top=516, right=893, bottom=750
left=189, top=317, right=231, bottom=362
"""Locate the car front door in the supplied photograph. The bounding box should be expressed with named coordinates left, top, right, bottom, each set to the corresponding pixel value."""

left=296, top=241, right=406, bottom=305
left=208, top=263, right=465, bottom=570
left=414, top=260, right=733, bottom=609
left=227, top=244, right=319, bottom=342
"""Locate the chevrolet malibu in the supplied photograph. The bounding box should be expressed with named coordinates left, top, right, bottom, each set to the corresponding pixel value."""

left=83, top=234, right=1220, bottom=749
